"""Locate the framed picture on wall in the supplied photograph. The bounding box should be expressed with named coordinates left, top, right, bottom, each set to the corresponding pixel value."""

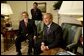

left=38, top=2, right=46, bottom=13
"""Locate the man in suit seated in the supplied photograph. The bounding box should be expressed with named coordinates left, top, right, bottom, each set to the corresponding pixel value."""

left=15, top=11, right=37, bottom=55
left=34, top=13, right=64, bottom=55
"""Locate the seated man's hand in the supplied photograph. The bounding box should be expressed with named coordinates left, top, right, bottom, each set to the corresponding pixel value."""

left=41, top=45, right=46, bottom=51
left=41, top=42, right=45, bottom=51
left=41, top=45, right=49, bottom=51
left=45, top=46, right=49, bottom=50
left=41, top=42, right=49, bottom=51
left=33, top=36, right=36, bottom=40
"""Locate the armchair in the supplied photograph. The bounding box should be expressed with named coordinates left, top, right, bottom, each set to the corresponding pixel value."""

left=61, top=23, right=82, bottom=54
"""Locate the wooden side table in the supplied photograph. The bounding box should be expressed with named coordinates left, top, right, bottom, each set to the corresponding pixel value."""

left=2, top=29, right=19, bottom=52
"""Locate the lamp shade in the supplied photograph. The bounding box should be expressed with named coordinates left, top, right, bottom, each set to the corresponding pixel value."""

left=1, top=3, right=13, bottom=15
left=58, top=1, right=83, bottom=16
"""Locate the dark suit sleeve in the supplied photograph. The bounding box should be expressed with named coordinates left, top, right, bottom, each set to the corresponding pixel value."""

left=32, top=20, right=37, bottom=36
left=18, top=21, right=22, bottom=36
left=31, top=9, right=33, bottom=16
left=48, top=26, right=63, bottom=49
left=38, top=9, right=42, bottom=20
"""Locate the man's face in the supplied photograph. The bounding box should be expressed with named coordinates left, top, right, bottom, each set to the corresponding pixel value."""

left=33, top=4, right=37, bottom=9
left=43, top=15, right=52, bottom=25
left=22, top=13, right=28, bottom=19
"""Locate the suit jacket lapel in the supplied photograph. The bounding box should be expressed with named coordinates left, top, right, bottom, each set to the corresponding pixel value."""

left=44, top=23, right=52, bottom=35
left=22, top=20, right=28, bottom=32
left=49, top=22, right=53, bottom=34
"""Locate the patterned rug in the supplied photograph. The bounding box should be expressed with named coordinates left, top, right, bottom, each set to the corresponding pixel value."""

left=1, top=41, right=29, bottom=55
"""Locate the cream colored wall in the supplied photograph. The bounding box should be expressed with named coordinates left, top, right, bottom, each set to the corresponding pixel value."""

left=7, top=1, right=27, bottom=29
left=7, top=1, right=82, bottom=29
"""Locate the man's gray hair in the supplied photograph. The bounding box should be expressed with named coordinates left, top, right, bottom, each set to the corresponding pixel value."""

left=44, top=13, right=53, bottom=19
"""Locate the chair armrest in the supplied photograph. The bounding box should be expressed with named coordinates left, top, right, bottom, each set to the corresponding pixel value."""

left=66, top=43, right=77, bottom=50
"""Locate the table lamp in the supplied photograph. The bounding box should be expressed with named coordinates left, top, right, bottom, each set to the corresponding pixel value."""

left=58, top=1, right=83, bottom=16
left=1, top=3, right=13, bottom=20
left=58, top=1, right=83, bottom=24
left=1, top=3, right=13, bottom=30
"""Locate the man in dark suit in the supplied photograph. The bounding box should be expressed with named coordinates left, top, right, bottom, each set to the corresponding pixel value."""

left=15, top=11, right=37, bottom=55
left=41, top=13, right=63, bottom=51
left=34, top=13, right=63, bottom=54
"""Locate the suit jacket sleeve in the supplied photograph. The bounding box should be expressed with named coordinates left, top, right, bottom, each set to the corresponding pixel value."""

left=32, top=20, right=37, bottom=36
left=31, top=9, right=33, bottom=17
left=48, top=26, right=63, bottom=49
left=39, top=9, right=42, bottom=17
left=18, top=21, right=22, bottom=36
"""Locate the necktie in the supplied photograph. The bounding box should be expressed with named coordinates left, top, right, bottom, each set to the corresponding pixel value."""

left=46, top=26, right=50, bottom=34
